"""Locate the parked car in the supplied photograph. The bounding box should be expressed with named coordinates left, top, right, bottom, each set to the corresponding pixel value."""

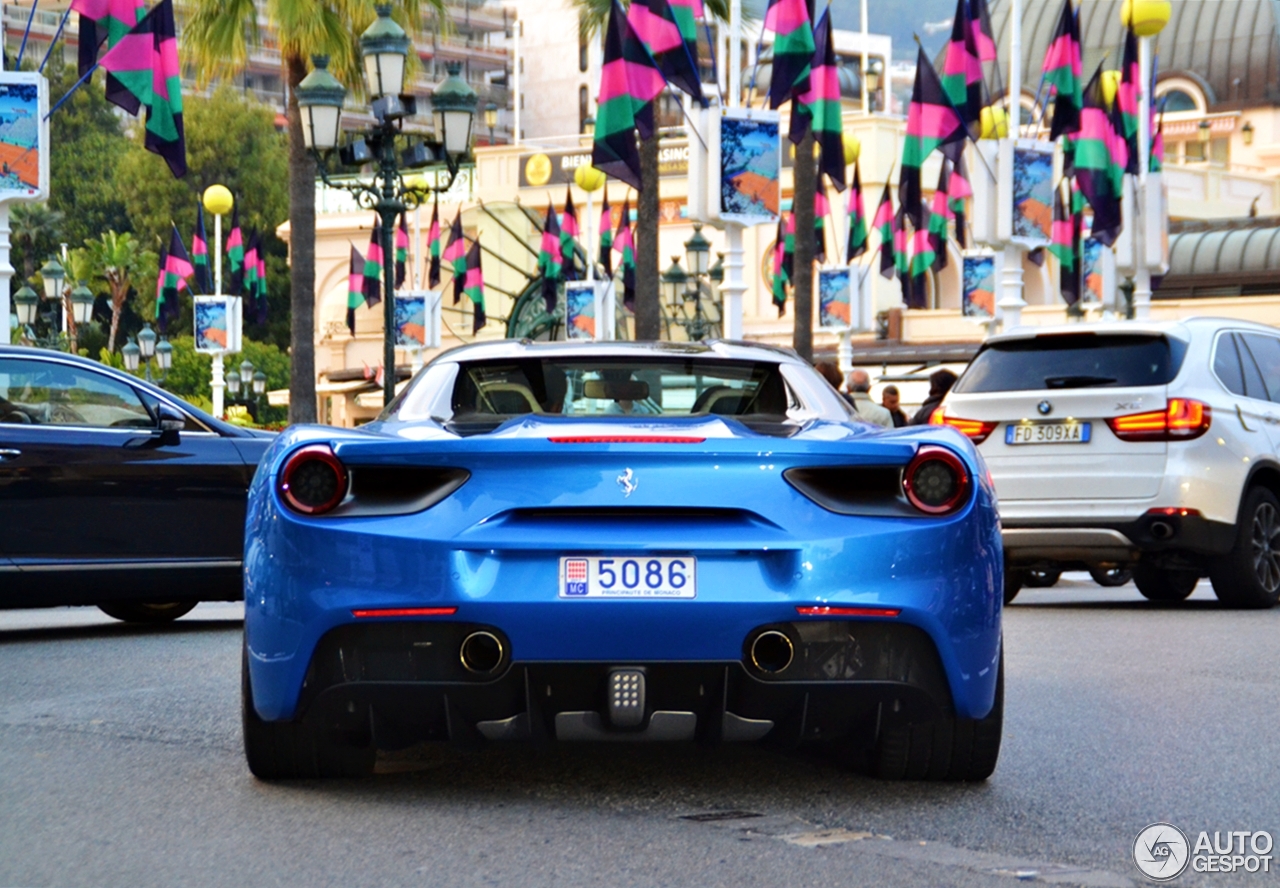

left=242, top=340, right=1004, bottom=781
left=933, top=319, right=1280, bottom=607
left=0, top=346, right=273, bottom=622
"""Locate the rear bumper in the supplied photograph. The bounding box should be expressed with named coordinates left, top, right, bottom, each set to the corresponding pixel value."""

left=275, top=619, right=957, bottom=748
left=1002, top=512, right=1236, bottom=564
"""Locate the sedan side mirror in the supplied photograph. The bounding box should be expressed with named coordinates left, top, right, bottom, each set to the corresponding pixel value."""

left=156, top=402, right=185, bottom=443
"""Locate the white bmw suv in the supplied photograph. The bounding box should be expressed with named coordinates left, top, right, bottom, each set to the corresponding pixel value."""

left=933, top=318, right=1280, bottom=608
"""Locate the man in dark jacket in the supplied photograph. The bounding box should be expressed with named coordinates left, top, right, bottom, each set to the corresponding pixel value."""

left=911, top=369, right=958, bottom=425
left=881, top=385, right=909, bottom=428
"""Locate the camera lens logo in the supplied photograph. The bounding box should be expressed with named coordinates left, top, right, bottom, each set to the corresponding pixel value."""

left=1133, top=823, right=1191, bottom=881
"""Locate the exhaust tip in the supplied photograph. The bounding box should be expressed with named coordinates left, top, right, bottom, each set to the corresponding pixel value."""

left=749, top=630, right=794, bottom=674
left=459, top=631, right=505, bottom=674
left=1150, top=520, right=1175, bottom=541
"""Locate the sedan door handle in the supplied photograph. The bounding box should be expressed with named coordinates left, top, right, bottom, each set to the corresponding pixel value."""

left=0, top=448, right=20, bottom=461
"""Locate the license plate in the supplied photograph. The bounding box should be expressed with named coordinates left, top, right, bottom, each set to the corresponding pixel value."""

left=559, top=556, right=696, bottom=599
left=1006, top=421, right=1092, bottom=445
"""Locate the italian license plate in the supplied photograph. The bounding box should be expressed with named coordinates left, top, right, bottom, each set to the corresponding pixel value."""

left=1006, top=421, right=1092, bottom=445
left=559, top=556, right=696, bottom=599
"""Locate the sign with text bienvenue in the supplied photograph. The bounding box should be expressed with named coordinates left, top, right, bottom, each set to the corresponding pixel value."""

left=519, top=144, right=689, bottom=189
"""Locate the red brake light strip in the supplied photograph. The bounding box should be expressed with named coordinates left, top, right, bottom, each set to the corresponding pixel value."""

left=351, top=607, right=458, bottom=618
left=548, top=436, right=707, bottom=444
left=795, top=606, right=901, bottom=617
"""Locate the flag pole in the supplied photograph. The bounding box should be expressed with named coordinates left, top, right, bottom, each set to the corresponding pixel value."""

left=45, top=63, right=99, bottom=121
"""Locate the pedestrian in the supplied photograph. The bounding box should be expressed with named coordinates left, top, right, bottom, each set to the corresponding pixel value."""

left=911, top=368, right=958, bottom=425
left=846, top=368, right=893, bottom=428
left=814, top=361, right=853, bottom=404
left=881, top=384, right=908, bottom=428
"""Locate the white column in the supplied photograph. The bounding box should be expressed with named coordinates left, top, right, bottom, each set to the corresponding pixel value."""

left=512, top=14, right=521, bottom=146
left=719, top=0, right=746, bottom=341
left=211, top=211, right=225, bottom=418
left=585, top=188, right=595, bottom=284
left=0, top=205, right=11, bottom=345
left=998, top=246, right=1026, bottom=329
left=860, top=0, right=869, bottom=116
left=1132, top=35, right=1153, bottom=320
left=837, top=329, right=853, bottom=374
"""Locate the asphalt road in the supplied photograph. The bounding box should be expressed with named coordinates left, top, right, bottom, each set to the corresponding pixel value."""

left=1, top=576, right=1278, bottom=888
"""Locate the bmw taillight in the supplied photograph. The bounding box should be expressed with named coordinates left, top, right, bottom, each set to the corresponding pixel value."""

left=929, top=407, right=998, bottom=444
left=279, top=445, right=349, bottom=515
left=903, top=446, right=970, bottom=515
left=1107, top=399, right=1211, bottom=442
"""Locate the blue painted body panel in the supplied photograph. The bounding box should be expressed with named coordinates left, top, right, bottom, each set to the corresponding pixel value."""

left=244, top=415, right=1002, bottom=723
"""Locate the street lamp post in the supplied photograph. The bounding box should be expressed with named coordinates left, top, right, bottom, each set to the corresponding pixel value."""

left=224, top=358, right=267, bottom=422
left=296, top=5, right=477, bottom=408
left=662, top=224, right=716, bottom=341
left=123, top=322, right=172, bottom=384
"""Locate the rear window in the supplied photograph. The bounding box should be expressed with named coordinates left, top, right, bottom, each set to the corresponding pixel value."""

left=953, top=334, right=1187, bottom=394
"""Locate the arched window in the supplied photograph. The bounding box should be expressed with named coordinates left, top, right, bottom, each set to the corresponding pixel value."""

left=1160, top=89, right=1198, bottom=113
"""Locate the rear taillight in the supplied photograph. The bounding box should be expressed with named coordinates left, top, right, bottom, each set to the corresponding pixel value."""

left=903, top=445, right=970, bottom=515
left=279, top=445, right=348, bottom=515
left=929, top=408, right=998, bottom=444
left=1107, top=399, right=1211, bottom=442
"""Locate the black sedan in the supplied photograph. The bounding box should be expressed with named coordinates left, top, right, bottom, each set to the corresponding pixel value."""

left=0, top=346, right=272, bottom=622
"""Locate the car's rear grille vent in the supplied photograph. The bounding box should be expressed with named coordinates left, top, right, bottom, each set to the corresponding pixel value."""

left=329, top=467, right=470, bottom=518
left=784, top=466, right=917, bottom=517
left=496, top=506, right=779, bottom=532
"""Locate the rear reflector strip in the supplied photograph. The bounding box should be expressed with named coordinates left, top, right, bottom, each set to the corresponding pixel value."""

left=795, top=606, right=901, bottom=618
left=548, top=436, right=707, bottom=444
left=351, top=607, right=458, bottom=618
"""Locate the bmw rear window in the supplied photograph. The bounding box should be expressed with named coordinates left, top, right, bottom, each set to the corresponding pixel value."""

left=953, top=334, right=1188, bottom=393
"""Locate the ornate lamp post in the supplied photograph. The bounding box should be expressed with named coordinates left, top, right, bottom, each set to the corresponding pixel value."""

left=662, top=226, right=717, bottom=342
left=127, top=322, right=171, bottom=384
left=203, top=184, right=235, bottom=418
left=296, top=6, right=477, bottom=407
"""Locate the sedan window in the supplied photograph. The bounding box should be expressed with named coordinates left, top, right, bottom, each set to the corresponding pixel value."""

left=0, top=358, right=152, bottom=428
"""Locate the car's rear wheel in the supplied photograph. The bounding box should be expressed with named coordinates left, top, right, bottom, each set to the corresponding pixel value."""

left=1210, top=487, right=1280, bottom=609
left=869, top=653, right=1003, bottom=782
left=1024, top=569, right=1062, bottom=588
left=1132, top=565, right=1199, bottom=602
left=98, top=601, right=198, bottom=623
left=1003, top=569, right=1025, bottom=605
left=1089, top=566, right=1133, bottom=587
left=242, top=649, right=375, bottom=780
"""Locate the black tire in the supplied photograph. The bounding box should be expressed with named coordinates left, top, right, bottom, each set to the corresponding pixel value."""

left=1210, top=487, right=1280, bottom=609
left=98, top=601, right=198, bottom=623
left=1132, top=564, right=1199, bottom=602
left=1003, top=569, right=1025, bottom=605
left=870, top=652, right=1003, bottom=782
left=242, top=649, right=375, bottom=780
left=1089, top=566, right=1133, bottom=587
left=1024, top=569, right=1062, bottom=588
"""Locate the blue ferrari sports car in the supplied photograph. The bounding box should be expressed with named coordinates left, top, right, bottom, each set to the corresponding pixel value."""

left=242, top=340, right=1003, bottom=781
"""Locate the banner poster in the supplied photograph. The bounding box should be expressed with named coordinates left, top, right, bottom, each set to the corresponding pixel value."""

left=0, top=73, right=49, bottom=201
left=564, top=281, right=598, bottom=340
left=394, top=292, right=427, bottom=347
left=1010, top=144, right=1053, bottom=247
left=963, top=253, right=997, bottom=319
left=1082, top=237, right=1104, bottom=305
left=194, top=296, right=233, bottom=353
left=818, top=268, right=853, bottom=329
left=714, top=109, right=780, bottom=225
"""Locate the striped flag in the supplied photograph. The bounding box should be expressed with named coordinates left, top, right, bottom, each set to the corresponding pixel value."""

left=813, top=185, right=829, bottom=264
left=941, top=0, right=983, bottom=134
left=949, top=155, right=973, bottom=249
left=254, top=241, right=268, bottom=324
left=192, top=202, right=211, bottom=293
left=628, top=0, right=704, bottom=105
left=226, top=205, right=244, bottom=295
left=538, top=203, right=564, bottom=312
left=763, top=0, right=815, bottom=110
left=599, top=191, right=615, bottom=276
left=900, top=45, right=967, bottom=231
left=846, top=163, right=868, bottom=261
left=873, top=181, right=895, bottom=279
left=782, top=209, right=796, bottom=284
left=463, top=237, right=486, bottom=333
left=156, top=223, right=193, bottom=332
left=1043, top=0, right=1082, bottom=140
left=346, top=244, right=366, bottom=336
left=928, top=162, right=952, bottom=272
left=561, top=187, right=580, bottom=281
left=427, top=200, right=442, bottom=288
left=1049, top=181, right=1079, bottom=306
left=668, top=0, right=705, bottom=94
left=613, top=196, right=637, bottom=311
left=771, top=215, right=788, bottom=314
left=1066, top=69, right=1124, bottom=246
left=71, top=0, right=146, bottom=108
left=395, top=212, right=409, bottom=288
left=363, top=222, right=383, bottom=309
left=1118, top=25, right=1140, bottom=175
left=790, top=8, right=845, bottom=188
left=592, top=0, right=664, bottom=191
left=242, top=234, right=260, bottom=305
left=97, top=0, right=186, bottom=178
left=444, top=212, right=467, bottom=305
left=968, top=0, right=997, bottom=63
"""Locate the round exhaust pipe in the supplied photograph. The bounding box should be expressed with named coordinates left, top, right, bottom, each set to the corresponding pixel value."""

left=749, top=630, right=795, bottom=674
left=459, top=631, right=505, bottom=674
left=1150, top=520, right=1175, bottom=541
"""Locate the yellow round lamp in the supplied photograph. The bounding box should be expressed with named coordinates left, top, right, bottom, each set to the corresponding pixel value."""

left=203, top=184, right=234, bottom=216
left=573, top=163, right=606, bottom=192
left=979, top=105, right=1009, bottom=139
left=842, top=133, right=861, bottom=165
left=1100, top=70, right=1121, bottom=109
left=1121, top=0, right=1171, bottom=37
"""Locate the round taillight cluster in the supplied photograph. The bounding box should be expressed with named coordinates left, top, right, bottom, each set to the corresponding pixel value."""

left=278, top=445, right=348, bottom=515
left=903, top=446, right=970, bottom=515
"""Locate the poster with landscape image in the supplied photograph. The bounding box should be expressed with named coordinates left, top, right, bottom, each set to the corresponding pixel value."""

left=0, top=73, right=47, bottom=201
left=1011, top=146, right=1053, bottom=246
left=717, top=111, right=780, bottom=225
left=963, top=254, right=996, bottom=319
left=818, top=268, right=852, bottom=328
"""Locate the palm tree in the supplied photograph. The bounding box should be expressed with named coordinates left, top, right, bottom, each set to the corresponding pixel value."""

left=181, top=0, right=438, bottom=422
left=574, top=0, right=736, bottom=341
left=83, top=231, right=155, bottom=354
left=11, top=203, right=65, bottom=283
